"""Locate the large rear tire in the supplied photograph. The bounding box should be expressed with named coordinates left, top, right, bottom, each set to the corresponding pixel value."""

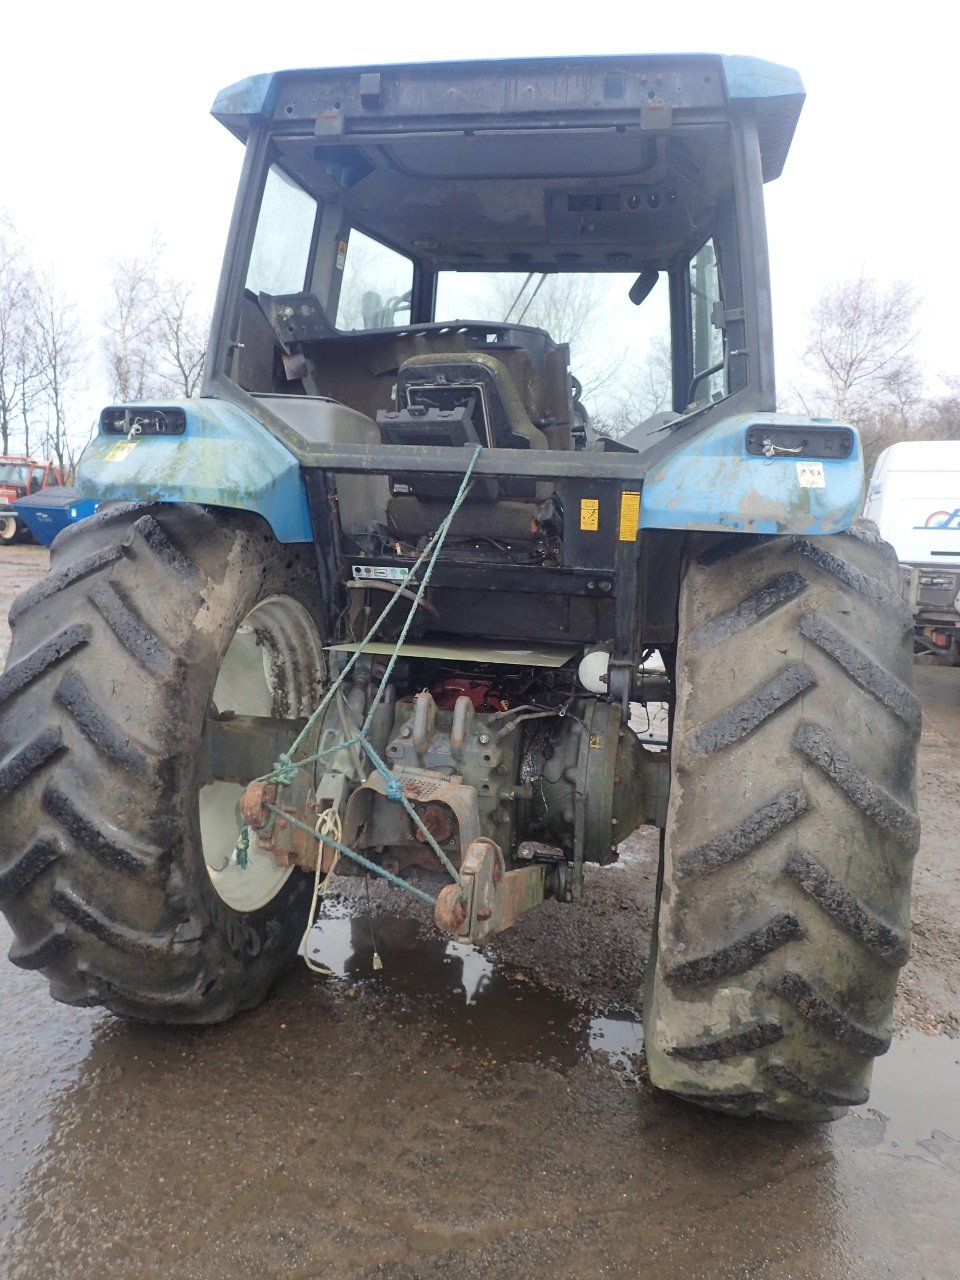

left=644, top=524, right=920, bottom=1120
left=0, top=503, right=325, bottom=1023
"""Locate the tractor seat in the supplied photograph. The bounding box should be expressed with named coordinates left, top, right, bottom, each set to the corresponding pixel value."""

left=382, top=351, right=557, bottom=533
left=395, top=352, right=549, bottom=450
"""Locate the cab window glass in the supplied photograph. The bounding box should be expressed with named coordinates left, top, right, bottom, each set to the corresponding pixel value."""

left=436, top=270, right=671, bottom=436
left=246, top=165, right=318, bottom=297
left=336, top=230, right=413, bottom=329
left=689, top=239, right=724, bottom=403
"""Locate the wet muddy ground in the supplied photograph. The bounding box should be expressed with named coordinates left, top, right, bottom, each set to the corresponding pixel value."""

left=0, top=543, right=958, bottom=1279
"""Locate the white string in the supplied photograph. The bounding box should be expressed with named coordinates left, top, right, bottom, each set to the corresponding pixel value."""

left=301, top=808, right=343, bottom=975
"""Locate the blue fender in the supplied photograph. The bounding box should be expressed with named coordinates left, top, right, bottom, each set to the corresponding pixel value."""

left=76, top=399, right=313, bottom=543
left=639, top=413, right=863, bottom=536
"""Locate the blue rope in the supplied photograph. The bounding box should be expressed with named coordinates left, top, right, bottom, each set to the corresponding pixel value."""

left=262, top=802, right=437, bottom=907
left=246, top=444, right=484, bottom=903
left=234, top=825, right=250, bottom=870
left=272, top=754, right=299, bottom=787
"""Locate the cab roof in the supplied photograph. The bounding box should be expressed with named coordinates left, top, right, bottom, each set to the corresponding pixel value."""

left=212, top=55, right=804, bottom=272
left=213, top=54, right=804, bottom=181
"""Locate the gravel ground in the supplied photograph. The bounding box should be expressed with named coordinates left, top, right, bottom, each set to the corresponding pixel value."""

left=895, top=665, right=960, bottom=1037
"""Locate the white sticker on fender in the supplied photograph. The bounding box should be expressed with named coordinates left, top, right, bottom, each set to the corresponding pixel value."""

left=797, top=460, right=826, bottom=489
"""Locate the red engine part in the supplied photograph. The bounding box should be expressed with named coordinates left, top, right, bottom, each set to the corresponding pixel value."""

left=925, top=627, right=954, bottom=650
left=431, top=677, right=510, bottom=713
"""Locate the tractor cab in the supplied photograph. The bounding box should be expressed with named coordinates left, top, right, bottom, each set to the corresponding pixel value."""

left=206, top=56, right=803, bottom=460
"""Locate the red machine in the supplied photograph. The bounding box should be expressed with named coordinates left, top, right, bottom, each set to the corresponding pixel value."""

left=0, top=457, right=63, bottom=543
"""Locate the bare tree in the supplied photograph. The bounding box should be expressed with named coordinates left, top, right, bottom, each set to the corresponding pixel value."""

left=591, top=337, right=673, bottom=439
left=795, top=273, right=922, bottom=424
left=482, top=273, right=627, bottom=403
left=103, top=240, right=208, bottom=401
left=29, top=273, right=84, bottom=477
left=788, top=274, right=926, bottom=478
left=915, top=375, right=960, bottom=442
left=103, top=242, right=166, bottom=401
left=623, top=335, right=673, bottom=420
left=0, top=219, right=39, bottom=455
left=18, top=349, right=44, bottom=458
left=155, top=278, right=206, bottom=396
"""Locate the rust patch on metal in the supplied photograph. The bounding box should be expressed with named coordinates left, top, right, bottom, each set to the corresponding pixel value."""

left=434, top=883, right=468, bottom=932
left=413, top=801, right=456, bottom=845
left=239, top=780, right=277, bottom=830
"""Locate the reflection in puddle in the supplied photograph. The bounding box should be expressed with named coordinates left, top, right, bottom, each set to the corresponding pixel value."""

left=0, top=923, right=99, bottom=1236
left=589, top=1013, right=643, bottom=1077
left=447, top=942, right=495, bottom=1005
left=302, top=908, right=643, bottom=1078
left=845, top=1033, right=960, bottom=1158
left=304, top=913, right=496, bottom=1003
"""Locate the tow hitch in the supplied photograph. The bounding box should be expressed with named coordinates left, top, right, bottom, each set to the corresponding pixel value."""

left=434, top=838, right=563, bottom=943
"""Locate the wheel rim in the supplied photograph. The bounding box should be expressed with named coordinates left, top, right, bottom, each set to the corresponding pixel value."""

left=0, top=515, right=17, bottom=542
left=199, top=595, right=325, bottom=913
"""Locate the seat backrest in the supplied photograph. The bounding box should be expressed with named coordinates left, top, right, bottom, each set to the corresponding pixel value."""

left=397, top=352, right=549, bottom=450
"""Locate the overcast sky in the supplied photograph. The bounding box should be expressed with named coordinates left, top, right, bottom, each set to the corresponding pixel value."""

left=1, top=0, right=954, bottom=432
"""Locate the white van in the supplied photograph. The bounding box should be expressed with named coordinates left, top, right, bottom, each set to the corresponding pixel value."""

left=863, top=440, right=960, bottom=659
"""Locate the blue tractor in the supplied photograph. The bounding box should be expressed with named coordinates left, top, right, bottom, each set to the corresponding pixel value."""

left=0, top=55, right=918, bottom=1120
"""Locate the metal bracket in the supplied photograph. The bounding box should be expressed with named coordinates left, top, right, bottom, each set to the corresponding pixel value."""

left=640, top=99, right=673, bottom=131
left=239, top=778, right=325, bottom=871
left=434, top=838, right=554, bottom=943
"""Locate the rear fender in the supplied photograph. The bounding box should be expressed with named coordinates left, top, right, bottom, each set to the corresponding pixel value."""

left=639, top=412, right=862, bottom=536
left=76, top=399, right=312, bottom=543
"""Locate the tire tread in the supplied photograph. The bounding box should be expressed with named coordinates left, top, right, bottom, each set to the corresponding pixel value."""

left=645, top=524, right=918, bottom=1120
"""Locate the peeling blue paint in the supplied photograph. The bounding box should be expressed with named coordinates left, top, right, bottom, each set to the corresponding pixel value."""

left=212, top=72, right=276, bottom=118
left=211, top=73, right=279, bottom=137
left=721, top=56, right=804, bottom=103
left=720, top=56, right=804, bottom=178
left=76, top=398, right=313, bottom=543
left=640, top=413, right=863, bottom=536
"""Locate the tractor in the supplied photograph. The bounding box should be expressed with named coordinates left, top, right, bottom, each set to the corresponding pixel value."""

left=0, top=54, right=918, bottom=1120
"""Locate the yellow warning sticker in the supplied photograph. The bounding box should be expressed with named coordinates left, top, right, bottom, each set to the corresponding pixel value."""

left=580, top=498, right=599, bottom=531
left=619, top=490, right=641, bottom=541
left=103, top=440, right=139, bottom=462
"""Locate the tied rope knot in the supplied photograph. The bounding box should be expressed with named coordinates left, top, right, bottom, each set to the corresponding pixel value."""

left=272, top=754, right=300, bottom=786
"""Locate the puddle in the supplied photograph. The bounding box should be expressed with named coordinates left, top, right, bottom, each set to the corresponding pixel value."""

left=589, top=1012, right=644, bottom=1077
left=303, top=906, right=960, bottom=1113
left=302, top=905, right=643, bottom=1078
left=0, top=922, right=99, bottom=1231
left=1, top=909, right=958, bottom=1280
left=845, top=1032, right=960, bottom=1157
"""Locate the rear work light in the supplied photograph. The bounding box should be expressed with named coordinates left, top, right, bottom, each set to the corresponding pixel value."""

left=100, top=406, right=187, bottom=436
left=745, top=425, right=854, bottom=460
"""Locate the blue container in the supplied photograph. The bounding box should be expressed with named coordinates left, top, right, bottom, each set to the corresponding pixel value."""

left=13, top=487, right=100, bottom=546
